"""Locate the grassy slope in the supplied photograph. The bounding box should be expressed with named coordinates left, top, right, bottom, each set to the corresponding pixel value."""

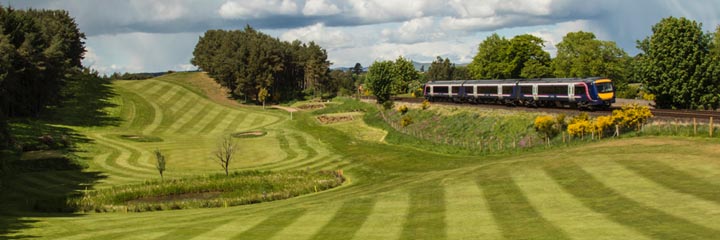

left=4, top=73, right=720, bottom=239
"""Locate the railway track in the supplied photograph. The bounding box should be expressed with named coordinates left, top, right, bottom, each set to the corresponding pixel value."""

left=369, top=96, right=720, bottom=121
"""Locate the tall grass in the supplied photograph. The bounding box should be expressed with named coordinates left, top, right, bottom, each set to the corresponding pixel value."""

left=71, top=170, right=345, bottom=213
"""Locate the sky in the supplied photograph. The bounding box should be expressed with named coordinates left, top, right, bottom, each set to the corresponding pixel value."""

left=2, top=0, right=719, bottom=74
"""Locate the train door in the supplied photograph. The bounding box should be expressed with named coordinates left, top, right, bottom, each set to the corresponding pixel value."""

left=532, top=85, right=538, bottom=101
left=497, top=85, right=503, bottom=99
left=567, top=84, right=574, bottom=102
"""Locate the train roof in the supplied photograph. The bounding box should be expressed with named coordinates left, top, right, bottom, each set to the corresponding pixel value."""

left=425, top=77, right=607, bottom=85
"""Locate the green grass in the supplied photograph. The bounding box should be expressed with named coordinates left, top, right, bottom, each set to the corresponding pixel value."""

left=3, top=72, right=720, bottom=239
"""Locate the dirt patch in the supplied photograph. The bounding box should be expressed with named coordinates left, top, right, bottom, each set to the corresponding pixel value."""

left=231, top=131, right=267, bottom=138
left=317, top=114, right=356, bottom=124
left=128, top=192, right=223, bottom=204
left=298, top=103, right=326, bottom=110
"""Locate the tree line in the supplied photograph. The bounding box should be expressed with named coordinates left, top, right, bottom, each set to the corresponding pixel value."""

left=368, top=17, right=720, bottom=110
left=0, top=6, right=87, bottom=147
left=191, top=26, right=334, bottom=103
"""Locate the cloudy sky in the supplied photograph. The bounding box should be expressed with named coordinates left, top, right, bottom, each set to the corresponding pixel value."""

left=3, top=0, right=719, bottom=74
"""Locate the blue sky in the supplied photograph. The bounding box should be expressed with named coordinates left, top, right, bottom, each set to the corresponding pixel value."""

left=2, top=0, right=718, bottom=74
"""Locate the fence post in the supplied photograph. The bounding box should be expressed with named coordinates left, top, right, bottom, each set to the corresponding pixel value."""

left=693, top=117, right=697, bottom=136
left=710, top=117, right=714, bottom=137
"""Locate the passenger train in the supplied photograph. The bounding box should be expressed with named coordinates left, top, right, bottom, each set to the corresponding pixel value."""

left=423, top=78, right=615, bottom=109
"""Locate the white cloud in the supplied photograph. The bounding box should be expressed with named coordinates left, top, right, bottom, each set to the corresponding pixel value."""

left=302, top=0, right=341, bottom=16
left=526, top=20, right=590, bottom=56
left=130, top=0, right=188, bottom=21
left=381, top=17, right=447, bottom=44
left=218, top=0, right=298, bottom=19
left=280, top=23, right=353, bottom=49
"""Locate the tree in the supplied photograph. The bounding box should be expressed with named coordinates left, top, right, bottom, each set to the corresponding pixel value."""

left=469, top=34, right=551, bottom=79
left=469, top=34, right=510, bottom=79
left=392, top=56, right=419, bottom=94
left=636, top=17, right=719, bottom=109
left=154, top=149, right=166, bottom=181
left=366, top=60, right=395, bottom=103
left=352, top=62, right=363, bottom=76
left=508, top=34, right=551, bottom=79
left=553, top=31, right=629, bottom=83
left=258, top=87, right=269, bottom=109
left=427, top=56, right=453, bottom=81
left=214, top=136, right=237, bottom=176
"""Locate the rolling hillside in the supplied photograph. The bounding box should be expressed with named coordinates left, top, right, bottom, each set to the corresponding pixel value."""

left=3, top=72, right=719, bottom=239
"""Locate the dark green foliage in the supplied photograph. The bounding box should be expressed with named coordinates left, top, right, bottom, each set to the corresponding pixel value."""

left=191, top=26, right=331, bottom=103
left=0, top=7, right=86, bottom=118
left=426, top=56, right=454, bottom=81
left=367, top=61, right=395, bottom=103
left=636, top=17, right=720, bottom=109
left=553, top=31, right=629, bottom=84
left=469, top=34, right=551, bottom=79
left=392, top=56, right=419, bottom=94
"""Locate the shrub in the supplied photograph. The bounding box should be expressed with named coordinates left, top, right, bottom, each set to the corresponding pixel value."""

left=612, top=104, right=653, bottom=131
left=398, top=105, right=409, bottom=115
left=421, top=100, right=430, bottom=110
left=567, top=119, right=592, bottom=139
left=592, top=115, right=614, bottom=138
left=382, top=100, right=395, bottom=110
left=534, top=115, right=556, bottom=142
left=400, top=115, right=413, bottom=127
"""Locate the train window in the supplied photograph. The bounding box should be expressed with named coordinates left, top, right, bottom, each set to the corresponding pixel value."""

left=478, top=86, right=495, bottom=94
left=464, top=86, right=473, bottom=94
left=538, top=85, right=567, bottom=95
left=520, top=86, right=532, bottom=94
left=434, top=86, right=448, bottom=93
left=452, top=86, right=460, bottom=94
left=574, top=86, right=585, bottom=95
left=502, top=86, right=513, bottom=94
left=596, top=82, right=614, bottom=93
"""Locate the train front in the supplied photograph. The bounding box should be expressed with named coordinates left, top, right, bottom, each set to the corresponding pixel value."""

left=594, top=78, right=615, bottom=107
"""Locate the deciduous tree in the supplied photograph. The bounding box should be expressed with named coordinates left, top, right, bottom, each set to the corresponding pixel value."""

left=636, top=17, right=719, bottom=109
left=366, top=60, right=395, bottom=104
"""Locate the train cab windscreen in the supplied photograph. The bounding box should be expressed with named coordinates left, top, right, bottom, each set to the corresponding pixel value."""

left=596, top=82, right=614, bottom=93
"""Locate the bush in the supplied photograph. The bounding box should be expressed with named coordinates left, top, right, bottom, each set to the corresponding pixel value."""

left=397, top=105, right=409, bottom=115
left=616, top=84, right=640, bottom=99
left=612, top=104, right=653, bottom=131
left=382, top=100, right=395, bottom=110
left=421, top=100, right=430, bottom=110
left=400, top=115, right=413, bottom=127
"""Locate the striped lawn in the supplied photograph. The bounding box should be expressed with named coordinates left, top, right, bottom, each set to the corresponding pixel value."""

left=4, top=73, right=720, bottom=239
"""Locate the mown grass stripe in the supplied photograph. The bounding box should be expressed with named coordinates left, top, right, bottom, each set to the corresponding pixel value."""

left=175, top=102, right=213, bottom=134
left=311, top=197, right=377, bottom=239
left=269, top=204, right=341, bottom=240
left=477, top=169, right=570, bottom=240
left=353, top=192, right=409, bottom=239
left=223, top=112, right=248, bottom=133
left=514, top=168, right=650, bottom=239
left=444, top=179, right=501, bottom=239
left=580, top=161, right=720, bottom=230
left=615, top=160, right=720, bottom=204
left=166, top=91, right=195, bottom=118
left=151, top=218, right=237, bottom=240
left=231, top=209, right=306, bottom=239
left=400, top=182, right=447, bottom=240
left=545, top=161, right=720, bottom=239
left=158, top=85, right=186, bottom=107
left=118, top=88, right=155, bottom=130
left=196, top=108, right=231, bottom=134
left=210, top=111, right=240, bottom=135
left=165, top=101, right=207, bottom=134
left=193, top=214, right=269, bottom=239
left=156, top=95, right=197, bottom=133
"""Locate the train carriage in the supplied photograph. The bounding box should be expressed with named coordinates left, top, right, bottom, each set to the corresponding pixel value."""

left=424, top=77, right=615, bottom=109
